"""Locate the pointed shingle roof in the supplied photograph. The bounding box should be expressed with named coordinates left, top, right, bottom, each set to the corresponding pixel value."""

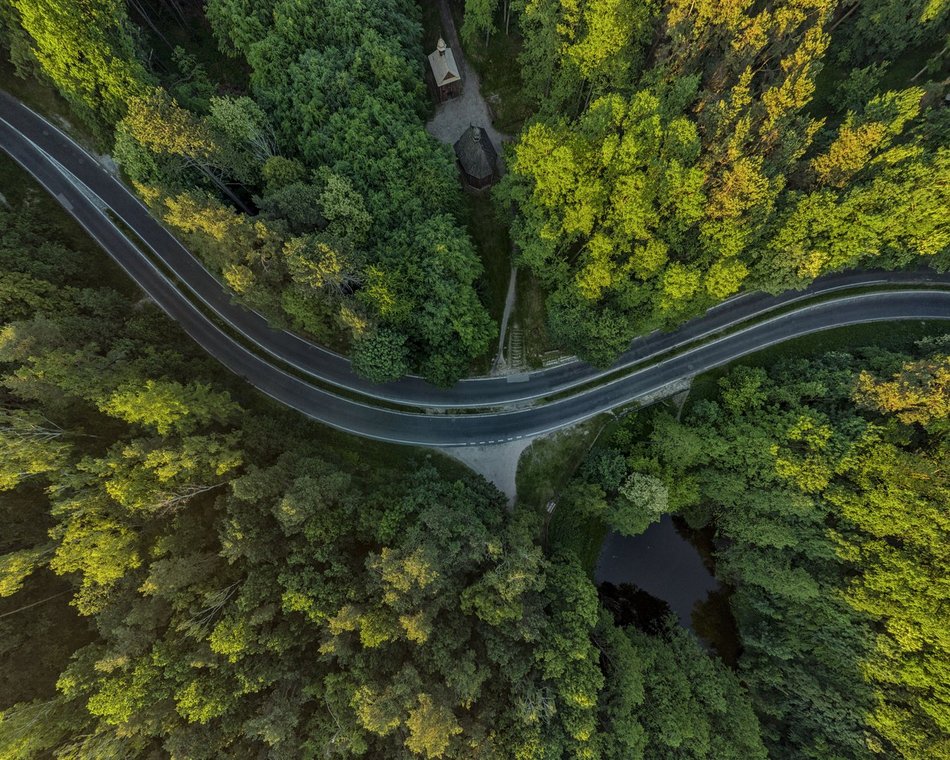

left=428, top=38, right=461, bottom=87
left=454, top=125, right=497, bottom=181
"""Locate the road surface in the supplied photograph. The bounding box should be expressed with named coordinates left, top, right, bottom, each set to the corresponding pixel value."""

left=1, top=92, right=947, bottom=446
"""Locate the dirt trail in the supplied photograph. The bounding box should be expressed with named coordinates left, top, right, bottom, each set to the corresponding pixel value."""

left=492, top=266, right=518, bottom=372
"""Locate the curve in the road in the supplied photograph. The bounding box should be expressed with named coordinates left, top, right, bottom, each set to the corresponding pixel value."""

left=3, top=92, right=950, bottom=410
left=1, top=92, right=948, bottom=446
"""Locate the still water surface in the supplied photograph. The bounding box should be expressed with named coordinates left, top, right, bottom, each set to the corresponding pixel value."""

left=595, top=515, right=740, bottom=662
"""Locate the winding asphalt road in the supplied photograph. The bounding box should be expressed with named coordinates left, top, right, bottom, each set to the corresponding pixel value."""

left=1, top=92, right=948, bottom=446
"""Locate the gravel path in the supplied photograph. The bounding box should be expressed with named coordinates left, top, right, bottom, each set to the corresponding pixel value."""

left=440, top=437, right=534, bottom=506
left=424, top=0, right=519, bottom=371
left=425, top=0, right=510, bottom=158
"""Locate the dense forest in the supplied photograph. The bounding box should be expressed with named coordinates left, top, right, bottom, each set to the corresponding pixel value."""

left=0, top=164, right=947, bottom=757
left=1, top=0, right=949, bottom=757
left=497, top=0, right=950, bottom=364
left=0, top=174, right=770, bottom=757
left=2, top=0, right=947, bottom=376
left=554, top=336, right=950, bottom=758
left=0, top=0, right=495, bottom=385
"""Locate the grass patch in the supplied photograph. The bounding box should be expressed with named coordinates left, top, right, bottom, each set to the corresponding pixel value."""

left=465, top=29, right=534, bottom=135
left=320, top=424, right=477, bottom=485
left=513, top=268, right=554, bottom=367
left=464, top=191, right=512, bottom=324
left=516, top=416, right=608, bottom=510
left=0, top=58, right=73, bottom=126
left=685, top=319, right=950, bottom=411
left=461, top=190, right=512, bottom=374
left=0, top=58, right=70, bottom=123
left=548, top=506, right=608, bottom=574
left=0, top=57, right=105, bottom=152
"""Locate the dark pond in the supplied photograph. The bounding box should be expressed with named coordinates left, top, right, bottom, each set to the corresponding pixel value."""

left=595, top=514, right=741, bottom=664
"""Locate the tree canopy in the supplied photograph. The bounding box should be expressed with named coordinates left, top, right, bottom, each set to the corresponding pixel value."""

left=498, top=0, right=950, bottom=365
left=1, top=0, right=495, bottom=385
left=0, top=165, right=770, bottom=760
left=598, top=339, right=950, bottom=759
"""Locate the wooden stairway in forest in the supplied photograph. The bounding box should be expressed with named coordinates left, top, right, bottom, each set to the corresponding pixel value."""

left=506, top=325, right=526, bottom=371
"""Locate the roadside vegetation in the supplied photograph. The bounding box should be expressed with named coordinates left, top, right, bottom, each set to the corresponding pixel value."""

left=3, top=0, right=946, bottom=382
left=545, top=405, right=669, bottom=573
left=461, top=191, right=513, bottom=330
left=0, top=160, right=585, bottom=758
left=0, top=161, right=763, bottom=759
left=515, top=415, right=607, bottom=509
left=1, top=0, right=949, bottom=758
left=0, top=0, right=496, bottom=386
left=553, top=328, right=950, bottom=759
left=489, top=0, right=950, bottom=366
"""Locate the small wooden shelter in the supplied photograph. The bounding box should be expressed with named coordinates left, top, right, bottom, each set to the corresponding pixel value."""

left=427, top=38, right=462, bottom=102
left=454, top=125, right=498, bottom=189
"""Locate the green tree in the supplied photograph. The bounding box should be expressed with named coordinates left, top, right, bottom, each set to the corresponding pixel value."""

left=7, top=0, right=148, bottom=126
left=404, top=693, right=463, bottom=758
left=0, top=407, right=71, bottom=491
left=351, top=329, right=411, bottom=383
left=611, top=472, right=669, bottom=535
left=632, top=338, right=950, bottom=759
left=99, top=379, right=238, bottom=436
left=854, top=348, right=950, bottom=430
left=462, top=0, right=500, bottom=49
left=0, top=546, right=51, bottom=597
